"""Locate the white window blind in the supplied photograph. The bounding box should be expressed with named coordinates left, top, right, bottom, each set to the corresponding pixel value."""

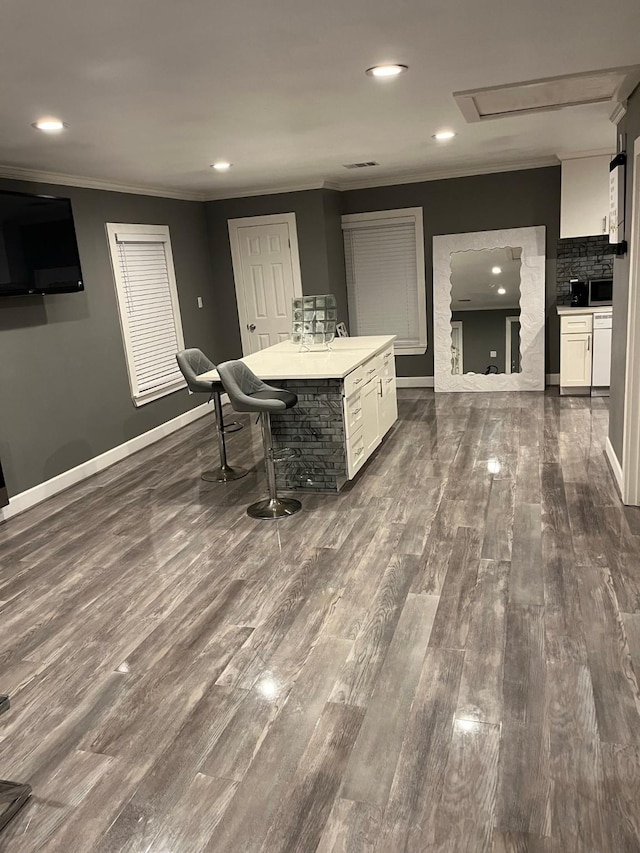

left=107, top=224, right=186, bottom=406
left=342, top=208, right=427, bottom=355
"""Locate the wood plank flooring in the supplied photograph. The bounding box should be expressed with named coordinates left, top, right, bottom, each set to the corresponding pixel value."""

left=2, top=389, right=640, bottom=851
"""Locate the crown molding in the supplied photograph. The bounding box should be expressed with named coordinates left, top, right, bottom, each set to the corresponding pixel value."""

left=202, top=179, right=334, bottom=202
left=610, top=100, right=628, bottom=124
left=0, top=158, right=561, bottom=205
left=0, top=164, right=206, bottom=201
left=556, top=148, right=615, bottom=161
left=332, top=156, right=560, bottom=192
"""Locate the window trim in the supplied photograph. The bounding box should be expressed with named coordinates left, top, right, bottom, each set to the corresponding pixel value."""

left=341, top=207, right=427, bottom=355
left=106, top=223, right=186, bottom=407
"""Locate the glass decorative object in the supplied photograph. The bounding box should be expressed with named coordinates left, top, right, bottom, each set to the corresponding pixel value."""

left=291, top=294, right=337, bottom=350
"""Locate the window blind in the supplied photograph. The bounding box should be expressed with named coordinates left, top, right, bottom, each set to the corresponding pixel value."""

left=343, top=214, right=425, bottom=353
left=111, top=229, right=186, bottom=405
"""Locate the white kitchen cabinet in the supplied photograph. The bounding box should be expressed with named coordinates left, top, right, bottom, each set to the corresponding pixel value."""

left=361, top=377, right=381, bottom=457
left=343, top=344, right=397, bottom=478
left=560, top=154, right=613, bottom=239
left=560, top=332, right=592, bottom=390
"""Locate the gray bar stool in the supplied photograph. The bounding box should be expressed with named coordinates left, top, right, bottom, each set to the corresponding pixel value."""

left=176, top=349, right=248, bottom=482
left=216, top=360, right=301, bottom=519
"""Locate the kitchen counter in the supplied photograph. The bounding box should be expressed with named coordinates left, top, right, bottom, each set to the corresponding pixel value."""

left=557, top=305, right=612, bottom=315
left=199, top=335, right=398, bottom=493
left=197, top=335, right=396, bottom=382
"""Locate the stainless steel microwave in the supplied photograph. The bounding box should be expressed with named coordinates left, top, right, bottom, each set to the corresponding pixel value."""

left=589, top=278, right=613, bottom=306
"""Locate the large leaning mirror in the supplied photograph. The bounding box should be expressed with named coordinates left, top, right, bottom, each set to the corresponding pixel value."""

left=433, top=226, right=545, bottom=392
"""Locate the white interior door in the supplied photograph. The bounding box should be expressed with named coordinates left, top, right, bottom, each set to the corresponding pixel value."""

left=229, top=213, right=302, bottom=355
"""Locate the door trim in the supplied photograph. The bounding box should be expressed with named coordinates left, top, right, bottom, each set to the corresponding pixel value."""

left=622, top=136, right=640, bottom=505
left=228, top=212, right=303, bottom=356
left=505, top=315, right=520, bottom=375
left=450, top=320, right=463, bottom=374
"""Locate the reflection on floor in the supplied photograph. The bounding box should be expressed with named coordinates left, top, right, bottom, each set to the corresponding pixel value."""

left=1, top=389, right=640, bottom=852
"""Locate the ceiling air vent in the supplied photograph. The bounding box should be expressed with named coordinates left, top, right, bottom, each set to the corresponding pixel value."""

left=454, top=65, right=640, bottom=123
left=342, top=161, right=380, bottom=169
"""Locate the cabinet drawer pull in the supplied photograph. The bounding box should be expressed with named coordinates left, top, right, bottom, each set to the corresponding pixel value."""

left=351, top=407, right=361, bottom=416
left=354, top=446, right=364, bottom=458
left=367, top=368, right=376, bottom=375
left=354, top=377, right=363, bottom=384
left=587, top=336, right=590, bottom=351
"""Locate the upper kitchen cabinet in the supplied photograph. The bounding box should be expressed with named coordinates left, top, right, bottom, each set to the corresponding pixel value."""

left=560, top=154, right=614, bottom=239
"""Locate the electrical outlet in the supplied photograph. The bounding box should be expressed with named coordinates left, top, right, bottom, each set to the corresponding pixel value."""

left=197, top=296, right=203, bottom=308
left=490, top=350, right=497, bottom=358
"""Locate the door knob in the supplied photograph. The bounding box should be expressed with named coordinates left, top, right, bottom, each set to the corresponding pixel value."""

left=247, top=323, right=256, bottom=332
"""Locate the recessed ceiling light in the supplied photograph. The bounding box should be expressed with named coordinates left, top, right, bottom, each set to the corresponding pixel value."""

left=432, top=130, right=456, bottom=141
left=497, top=287, right=506, bottom=295
left=211, top=161, right=232, bottom=171
left=32, top=118, right=66, bottom=132
left=366, top=64, right=408, bottom=78
left=492, top=266, right=502, bottom=274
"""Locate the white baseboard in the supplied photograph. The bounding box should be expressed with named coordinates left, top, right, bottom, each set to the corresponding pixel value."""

left=396, top=376, right=435, bottom=388
left=0, top=402, right=212, bottom=523
left=605, top=436, right=624, bottom=497
left=396, top=375, right=559, bottom=389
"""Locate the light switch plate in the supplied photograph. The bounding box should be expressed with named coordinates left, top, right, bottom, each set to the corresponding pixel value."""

left=197, top=296, right=203, bottom=308
left=490, top=350, right=497, bottom=357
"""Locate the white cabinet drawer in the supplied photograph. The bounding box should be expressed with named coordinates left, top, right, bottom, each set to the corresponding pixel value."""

left=346, top=427, right=366, bottom=478
left=381, top=375, right=396, bottom=399
left=561, top=314, right=592, bottom=334
left=363, top=358, right=380, bottom=384
left=381, top=347, right=395, bottom=379
left=343, top=389, right=363, bottom=436
left=343, top=365, right=364, bottom=397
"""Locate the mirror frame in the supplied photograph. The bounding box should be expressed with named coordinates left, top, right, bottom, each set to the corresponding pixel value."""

left=433, top=226, right=546, bottom=392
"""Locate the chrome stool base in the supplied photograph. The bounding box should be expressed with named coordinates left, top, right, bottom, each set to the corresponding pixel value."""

left=247, top=497, right=302, bottom=520
left=202, top=465, right=248, bottom=483
left=223, top=421, right=243, bottom=433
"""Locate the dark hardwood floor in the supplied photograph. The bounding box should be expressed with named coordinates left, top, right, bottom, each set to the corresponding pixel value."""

left=2, top=389, right=640, bottom=851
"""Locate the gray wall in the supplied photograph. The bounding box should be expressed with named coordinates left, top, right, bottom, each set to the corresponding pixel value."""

left=610, top=83, right=640, bottom=460
left=341, top=166, right=562, bottom=378
left=0, top=178, right=218, bottom=496
left=451, top=308, right=520, bottom=374
left=204, top=189, right=349, bottom=359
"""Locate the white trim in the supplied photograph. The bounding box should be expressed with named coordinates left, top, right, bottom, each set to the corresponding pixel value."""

left=622, top=135, right=640, bottom=506
left=341, top=207, right=427, bottom=356
left=546, top=373, right=560, bottom=386
left=0, top=404, right=211, bottom=523
left=0, top=163, right=205, bottom=201
left=605, top=436, right=624, bottom=497
left=505, top=315, right=520, bottom=375
left=106, top=223, right=187, bottom=406
left=433, top=227, right=546, bottom=393
left=228, top=212, right=303, bottom=357
left=0, top=159, right=561, bottom=204
left=396, top=376, right=434, bottom=388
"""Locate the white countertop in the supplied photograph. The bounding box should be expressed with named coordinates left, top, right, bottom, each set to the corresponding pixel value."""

left=198, top=335, right=396, bottom=382
left=557, top=305, right=612, bottom=315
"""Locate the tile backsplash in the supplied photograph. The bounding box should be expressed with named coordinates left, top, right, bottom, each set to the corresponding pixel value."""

left=556, top=235, right=615, bottom=305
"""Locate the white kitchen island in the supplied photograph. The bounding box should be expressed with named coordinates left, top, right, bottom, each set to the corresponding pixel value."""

left=199, top=336, right=397, bottom=492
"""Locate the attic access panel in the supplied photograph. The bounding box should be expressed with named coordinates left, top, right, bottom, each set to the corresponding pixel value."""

left=454, top=66, right=640, bottom=122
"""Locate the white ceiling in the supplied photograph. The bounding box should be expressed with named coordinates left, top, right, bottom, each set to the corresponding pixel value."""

left=1, top=0, right=638, bottom=200
left=451, top=247, right=522, bottom=310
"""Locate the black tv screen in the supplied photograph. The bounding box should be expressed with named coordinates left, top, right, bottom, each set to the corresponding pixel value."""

left=0, top=189, right=84, bottom=296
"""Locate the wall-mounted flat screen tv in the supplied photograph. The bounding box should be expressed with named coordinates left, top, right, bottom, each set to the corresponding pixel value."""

left=0, top=189, right=83, bottom=297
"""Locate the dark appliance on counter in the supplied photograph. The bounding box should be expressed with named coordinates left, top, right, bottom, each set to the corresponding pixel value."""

left=589, top=277, right=613, bottom=307
left=570, top=280, right=588, bottom=307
